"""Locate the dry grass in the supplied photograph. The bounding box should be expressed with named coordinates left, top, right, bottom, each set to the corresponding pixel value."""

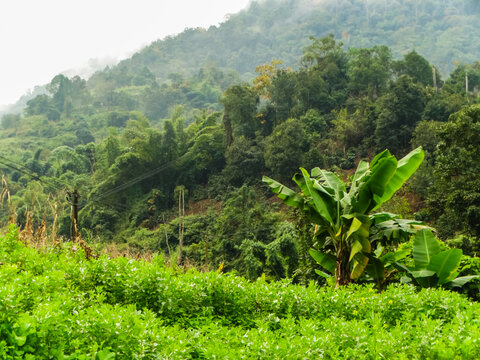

left=1, top=174, right=200, bottom=269
left=3, top=199, right=98, bottom=260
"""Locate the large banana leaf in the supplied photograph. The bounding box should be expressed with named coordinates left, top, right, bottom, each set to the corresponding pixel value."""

left=380, top=250, right=410, bottom=266
left=351, top=252, right=369, bottom=280
left=352, top=156, right=397, bottom=213
left=413, top=229, right=441, bottom=270
left=372, top=147, right=424, bottom=210
left=370, top=217, right=426, bottom=243
left=370, top=212, right=399, bottom=224
left=368, top=156, right=398, bottom=199
left=309, top=249, right=336, bottom=275
left=427, top=249, right=462, bottom=285
left=344, top=160, right=369, bottom=212
left=262, top=176, right=303, bottom=207
left=447, top=275, right=480, bottom=288
left=346, top=216, right=369, bottom=241
left=365, top=256, right=385, bottom=282
left=312, top=168, right=346, bottom=200
left=410, top=270, right=438, bottom=288
left=349, top=240, right=364, bottom=262
left=350, top=160, right=369, bottom=185
left=369, top=149, right=393, bottom=167
left=299, top=168, right=335, bottom=224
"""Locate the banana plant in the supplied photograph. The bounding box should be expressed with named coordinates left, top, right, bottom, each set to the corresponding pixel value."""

left=263, top=147, right=425, bottom=287
left=396, top=229, right=480, bottom=288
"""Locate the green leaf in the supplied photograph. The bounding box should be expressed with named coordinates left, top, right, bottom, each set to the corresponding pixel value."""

left=262, top=176, right=303, bottom=207
left=352, top=156, right=397, bottom=213
left=315, top=269, right=332, bottom=278
left=349, top=240, right=363, bottom=262
left=351, top=252, right=369, bottom=280
left=374, top=244, right=384, bottom=258
left=370, top=149, right=392, bottom=168
left=380, top=250, right=410, bottom=266
left=411, top=270, right=436, bottom=278
left=345, top=161, right=368, bottom=208
left=351, top=160, right=369, bottom=184
left=427, top=249, right=462, bottom=285
left=373, top=147, right=424, bottom=210
left=14, top=335, right=27, bottom=347
left=371, top=217, right=425, bottom=243
left=354, top=216, right=370, bottom=239
left=292, top=173, right=332, bottom=226
left=413, top=229, right=441, bottom=270
left=410, top=270, right=438, bottom=288
left=447, top=275, right=480, bottom=288
left=365, top=256, right=385, bottom=281
left=357, top=235, right=372, bottom=254
left=346, top=217, right=363, bottom=240
left=392, top=261, right=410, bottom=274
left=300, top=168, right=334, bottom=223
left=346, top=216, right=371, bottom=256
left=315, top=169, right=346, bottom=199
left=96, top=349, right=116, bottom=360
left=309, top=249, right=336, bottom=274
left=368, top=157, right=398, bottom=204
left=370, top=212, right=398, bottom=224
left=311, top=167, right=322, bottom=178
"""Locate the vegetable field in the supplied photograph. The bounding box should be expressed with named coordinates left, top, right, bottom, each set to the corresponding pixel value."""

left=1, top=225, right=480, bottom=359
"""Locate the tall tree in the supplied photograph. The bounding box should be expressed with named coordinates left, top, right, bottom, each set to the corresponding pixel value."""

left=264, top=118, right=309, bottom=184
left=301, top=35, right=348, bottom=110
left=347, top=46, right=392, bottom=99
left=375, top=75, right=426, bottom=155
left=430, top=105, right=480, bottom=239
left=47, top=74, right=73, bottom=115
left=393, top=50, right=436, bottom=87
left=220, top=84, right=259, bottom=145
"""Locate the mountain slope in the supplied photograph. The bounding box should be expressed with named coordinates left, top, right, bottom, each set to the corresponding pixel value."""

left=114, top=0, right=480, bottom=82
left=3, top=0, right=480, bottom=117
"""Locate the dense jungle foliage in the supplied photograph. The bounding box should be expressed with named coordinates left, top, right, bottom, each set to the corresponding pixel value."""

left=1, top=0, right=480, bottom=289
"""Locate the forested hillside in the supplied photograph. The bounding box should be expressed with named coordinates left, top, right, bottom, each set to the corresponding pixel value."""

left=3, top=0, right=480, bottom=117
left=1, top=0, right=480, bottom=285
left=92, top=0, right=480, bottom=83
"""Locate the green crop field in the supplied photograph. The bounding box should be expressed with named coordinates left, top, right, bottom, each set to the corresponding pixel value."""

left=1, top=225, right=480, bottom=359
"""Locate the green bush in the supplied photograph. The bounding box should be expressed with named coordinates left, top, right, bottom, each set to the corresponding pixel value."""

left=2, top=225, right=480, bottom=359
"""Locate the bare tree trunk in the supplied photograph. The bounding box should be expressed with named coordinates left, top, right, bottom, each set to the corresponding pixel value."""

left=204, top=233, right=209, bottom=271
left=177, top=187, right=185, bottom=265
left=68, top=189, right=79, bottom=241
left=466, top=72, right=469, bottom=94
left=163, top=215, right=171, bottom=259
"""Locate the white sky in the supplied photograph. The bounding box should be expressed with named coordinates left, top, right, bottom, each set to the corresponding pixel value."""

left=0, top=0, right=252, bottom=109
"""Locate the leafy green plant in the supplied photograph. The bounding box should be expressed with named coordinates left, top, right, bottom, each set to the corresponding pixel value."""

left=263, top=147, right=424, bottom=287
left=397, top=229, right=480, bottom=288
left=3, top=227, right=480, bottom=358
